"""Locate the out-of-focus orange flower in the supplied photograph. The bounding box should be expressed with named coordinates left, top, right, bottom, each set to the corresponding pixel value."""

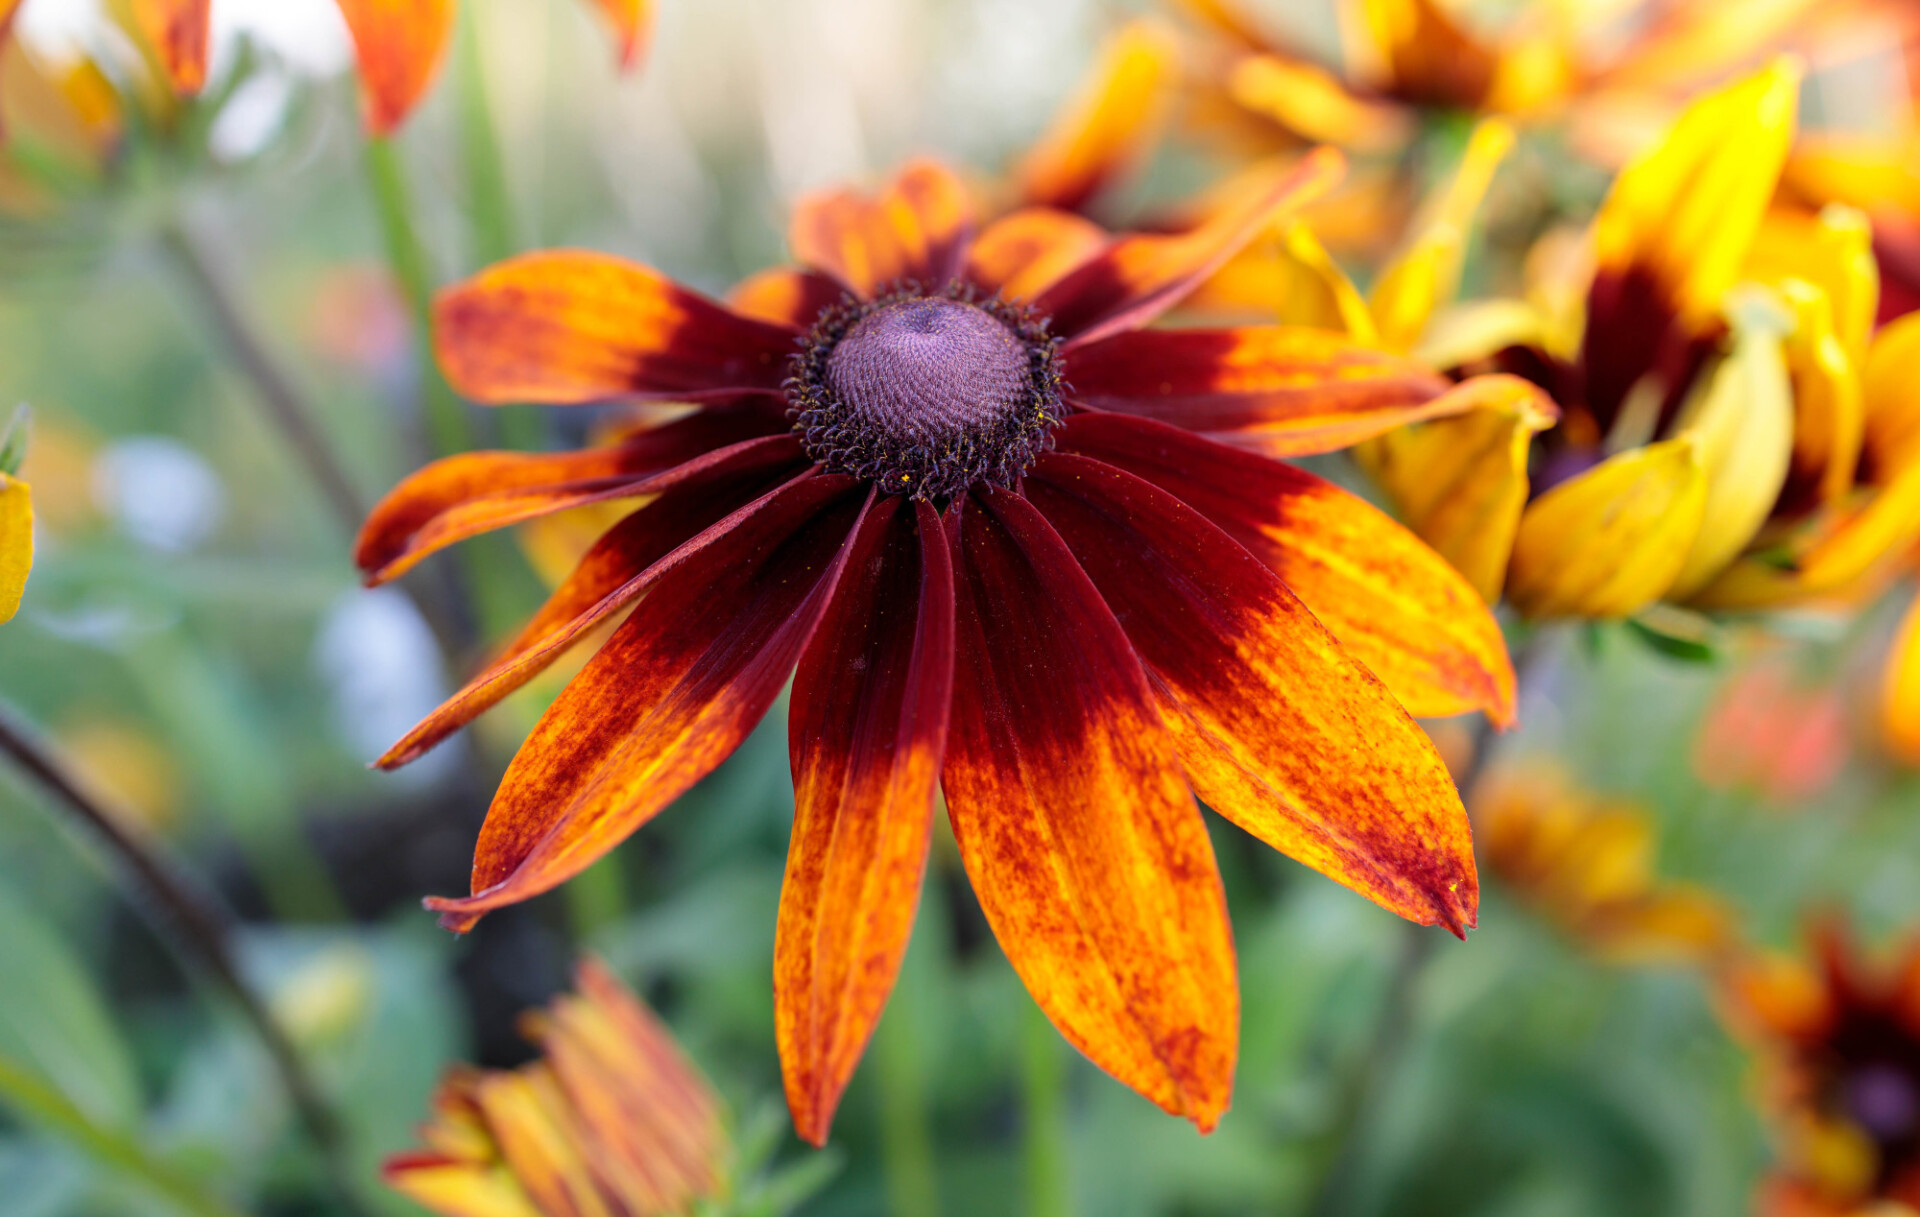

left=1695, top=655, right=1850, bottom=806
left=1168, top=0, right=1574, bottom=159
left=1474, top=760, right=1735, bottom=965
left=1009, top=19, right=1180, bottom=217
left=1725, top=923, right=1920, bottom=1216
left=385, top=957, right=728, bottom=1217
left=112, top=0, right=650, bottom=134
left=354, top=153, right=1514, bottom=1141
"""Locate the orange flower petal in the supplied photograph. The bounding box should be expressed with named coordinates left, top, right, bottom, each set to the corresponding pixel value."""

left=962, top=207, right=1110, bottom=304
left=129, top=0, right=209, bottom=94
left=426, top=475, right=867, bottom=932
left=778, top=497, right=953, bottom=1146
left=1062, top=325, right=1451, bottom=456
left=790, top=159, right=973, bottom=298
left=354, top=410, right=790, bottom=584
left=1038, top=148, right=1344, bottom=346
left=336, top=0, right=456, bottom=135
left=580, top=0, right=652, bottom=69
left=1055, top=412, right=1514, bottom=727
left=1358, top=0, right=1499, bottom=109
left=943, top=488, right=1237, bottom=1131
left=1013, top=19, right=1178, bottom=213
left=434, top=250, right=796, bottom=404
left=1026, top=454, right=1478, bottom=933
left=725, top=267, right=846, bottom=329
left=376, top=442, right=809, bottom=769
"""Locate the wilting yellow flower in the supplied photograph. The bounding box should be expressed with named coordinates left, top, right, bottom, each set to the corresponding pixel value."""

left=385, top=957, right=728, bottom=1217
left=1724, top=923, right=1920, bottom=1216
left=1473, top=760, right=1734, bottom=965
left=1360, top=60, right=1920, bottom=623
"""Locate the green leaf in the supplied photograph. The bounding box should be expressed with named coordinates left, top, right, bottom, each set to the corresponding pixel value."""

left=0, top=405, right=28, bottom=479
left=0, top=882, right=140, bottom=1128
left=1624, top=618, right=1718, bottom=665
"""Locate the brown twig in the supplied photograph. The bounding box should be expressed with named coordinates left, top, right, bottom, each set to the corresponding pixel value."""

left=0, top=700, right=372, bottom=1217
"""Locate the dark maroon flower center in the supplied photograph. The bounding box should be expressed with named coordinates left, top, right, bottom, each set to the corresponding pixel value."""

left=787, top=283, right=1064, bottom=500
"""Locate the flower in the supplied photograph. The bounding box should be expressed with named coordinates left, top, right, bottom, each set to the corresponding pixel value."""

left=357, top=152, right=1515, bottom=1140
left=1364, top=59, right=1920, bottom=622
left=1168, top=0, right=1574, bottom=158
left=1694, top=653, right=1849, bottom=805
left=118, top=0, right=650, bottom=133
left=1473, top=760, right=1734, bottom=966
left=1725, top=923, right=1920, bottom=1216
left=384, top=956, right=728, bottom=1217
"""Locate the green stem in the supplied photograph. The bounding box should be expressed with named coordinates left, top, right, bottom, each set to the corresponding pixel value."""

left=158, top=220, right=365, bottom=538
left=0, top=1052, right=251, bottom=1217
left=0, top=702, right=371, bottom=1217
left=874, top=990, right=940, bottom=1217
left=1020, top=1000, right=1072, bottom=1217
left=362, top=135, right=474, bottom=461
left=451, top=2, right=548, bottom=453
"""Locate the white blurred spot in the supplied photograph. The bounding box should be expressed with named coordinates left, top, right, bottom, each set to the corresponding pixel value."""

left=209, top=67, right=295, bottom=162
left=13, top=0, right=349, bottom=78
left=92, top=436, right=225, bottom=553
left=312, top=588, right=463, bottom=787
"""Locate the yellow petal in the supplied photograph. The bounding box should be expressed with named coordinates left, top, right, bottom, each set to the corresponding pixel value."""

left=1884, top=591, right=1920, bottom=765
left=1592, top=58, right=1800, bottom=331
left=1743, top=205, right=1877, bottom=367
left=1863, top=312, right=1920, bottom=477
left=1185, top=221, right=1378, bottom=340
left=1353, top=374, right=1558, bottom=602
left=1689, top=460, right=1920, bottom=611
left=1370, top=119, right=1514, bottom=351
left=1414, top=298, right=1547, bottom=371
left=0, top=475, right=30, bottom=624
left=1664, top=289, right=1796, bottom=599
left=1774, top=277, right=1864, bottom=507
left=1224, top=52, right=1412, bottom=153
left=1507, top=437, right=1707, bottom=619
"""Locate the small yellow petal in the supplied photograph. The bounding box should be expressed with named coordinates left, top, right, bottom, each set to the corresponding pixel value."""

left=1593, top=58, right=1801, bottom=330
left=1744, top=205, right=1878, bottom=367
left=1354, top=374, right=1557, bottom=602
left=1224, top=52, right=1412, bottom=153
left=1507, top=437, right=1707, bottom=619
left=1370, top=118, right=1514, bottom=351
left=1773, top=277, right=1864, bottom=507
left=1664, top=289, right=1796, bottom=599
left=0, top=475, right=31, bottom=624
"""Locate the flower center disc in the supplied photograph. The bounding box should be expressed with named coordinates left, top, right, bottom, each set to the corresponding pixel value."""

left=789, top=286, right=1064, bottom=500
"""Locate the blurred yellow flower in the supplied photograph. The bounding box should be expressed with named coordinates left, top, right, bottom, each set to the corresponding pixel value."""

left=1473, top=760, right=1734, bottom=965
left=385, top=957, right=728, bottom=1217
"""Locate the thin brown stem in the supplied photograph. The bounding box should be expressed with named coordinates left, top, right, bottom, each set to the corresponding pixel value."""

left=159, top=218, right=367, bottom=536
left=0, top=701, right=372, bottom=1217
left=1300, top=630, right=1556, bottom=1217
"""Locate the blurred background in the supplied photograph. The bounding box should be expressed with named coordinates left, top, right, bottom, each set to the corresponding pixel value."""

left=3, top=0, right=1919, bottom=1214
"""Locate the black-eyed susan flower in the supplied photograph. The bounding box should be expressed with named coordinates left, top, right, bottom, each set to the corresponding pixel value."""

left=384, top=957, right=728, bottom=1217
left=116, top=0, right=649, bottom=131
left=1474, top=760, right=1734, bottom=966
left=1726, top=923, right=1920, bottom=1216
left=357, top=152, right=1516, bottom=1141
left=1363, top=60, right=1920, bottom=624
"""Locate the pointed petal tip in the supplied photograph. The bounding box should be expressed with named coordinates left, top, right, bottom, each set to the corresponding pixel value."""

left=424, top=896, right=482, bottom=935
